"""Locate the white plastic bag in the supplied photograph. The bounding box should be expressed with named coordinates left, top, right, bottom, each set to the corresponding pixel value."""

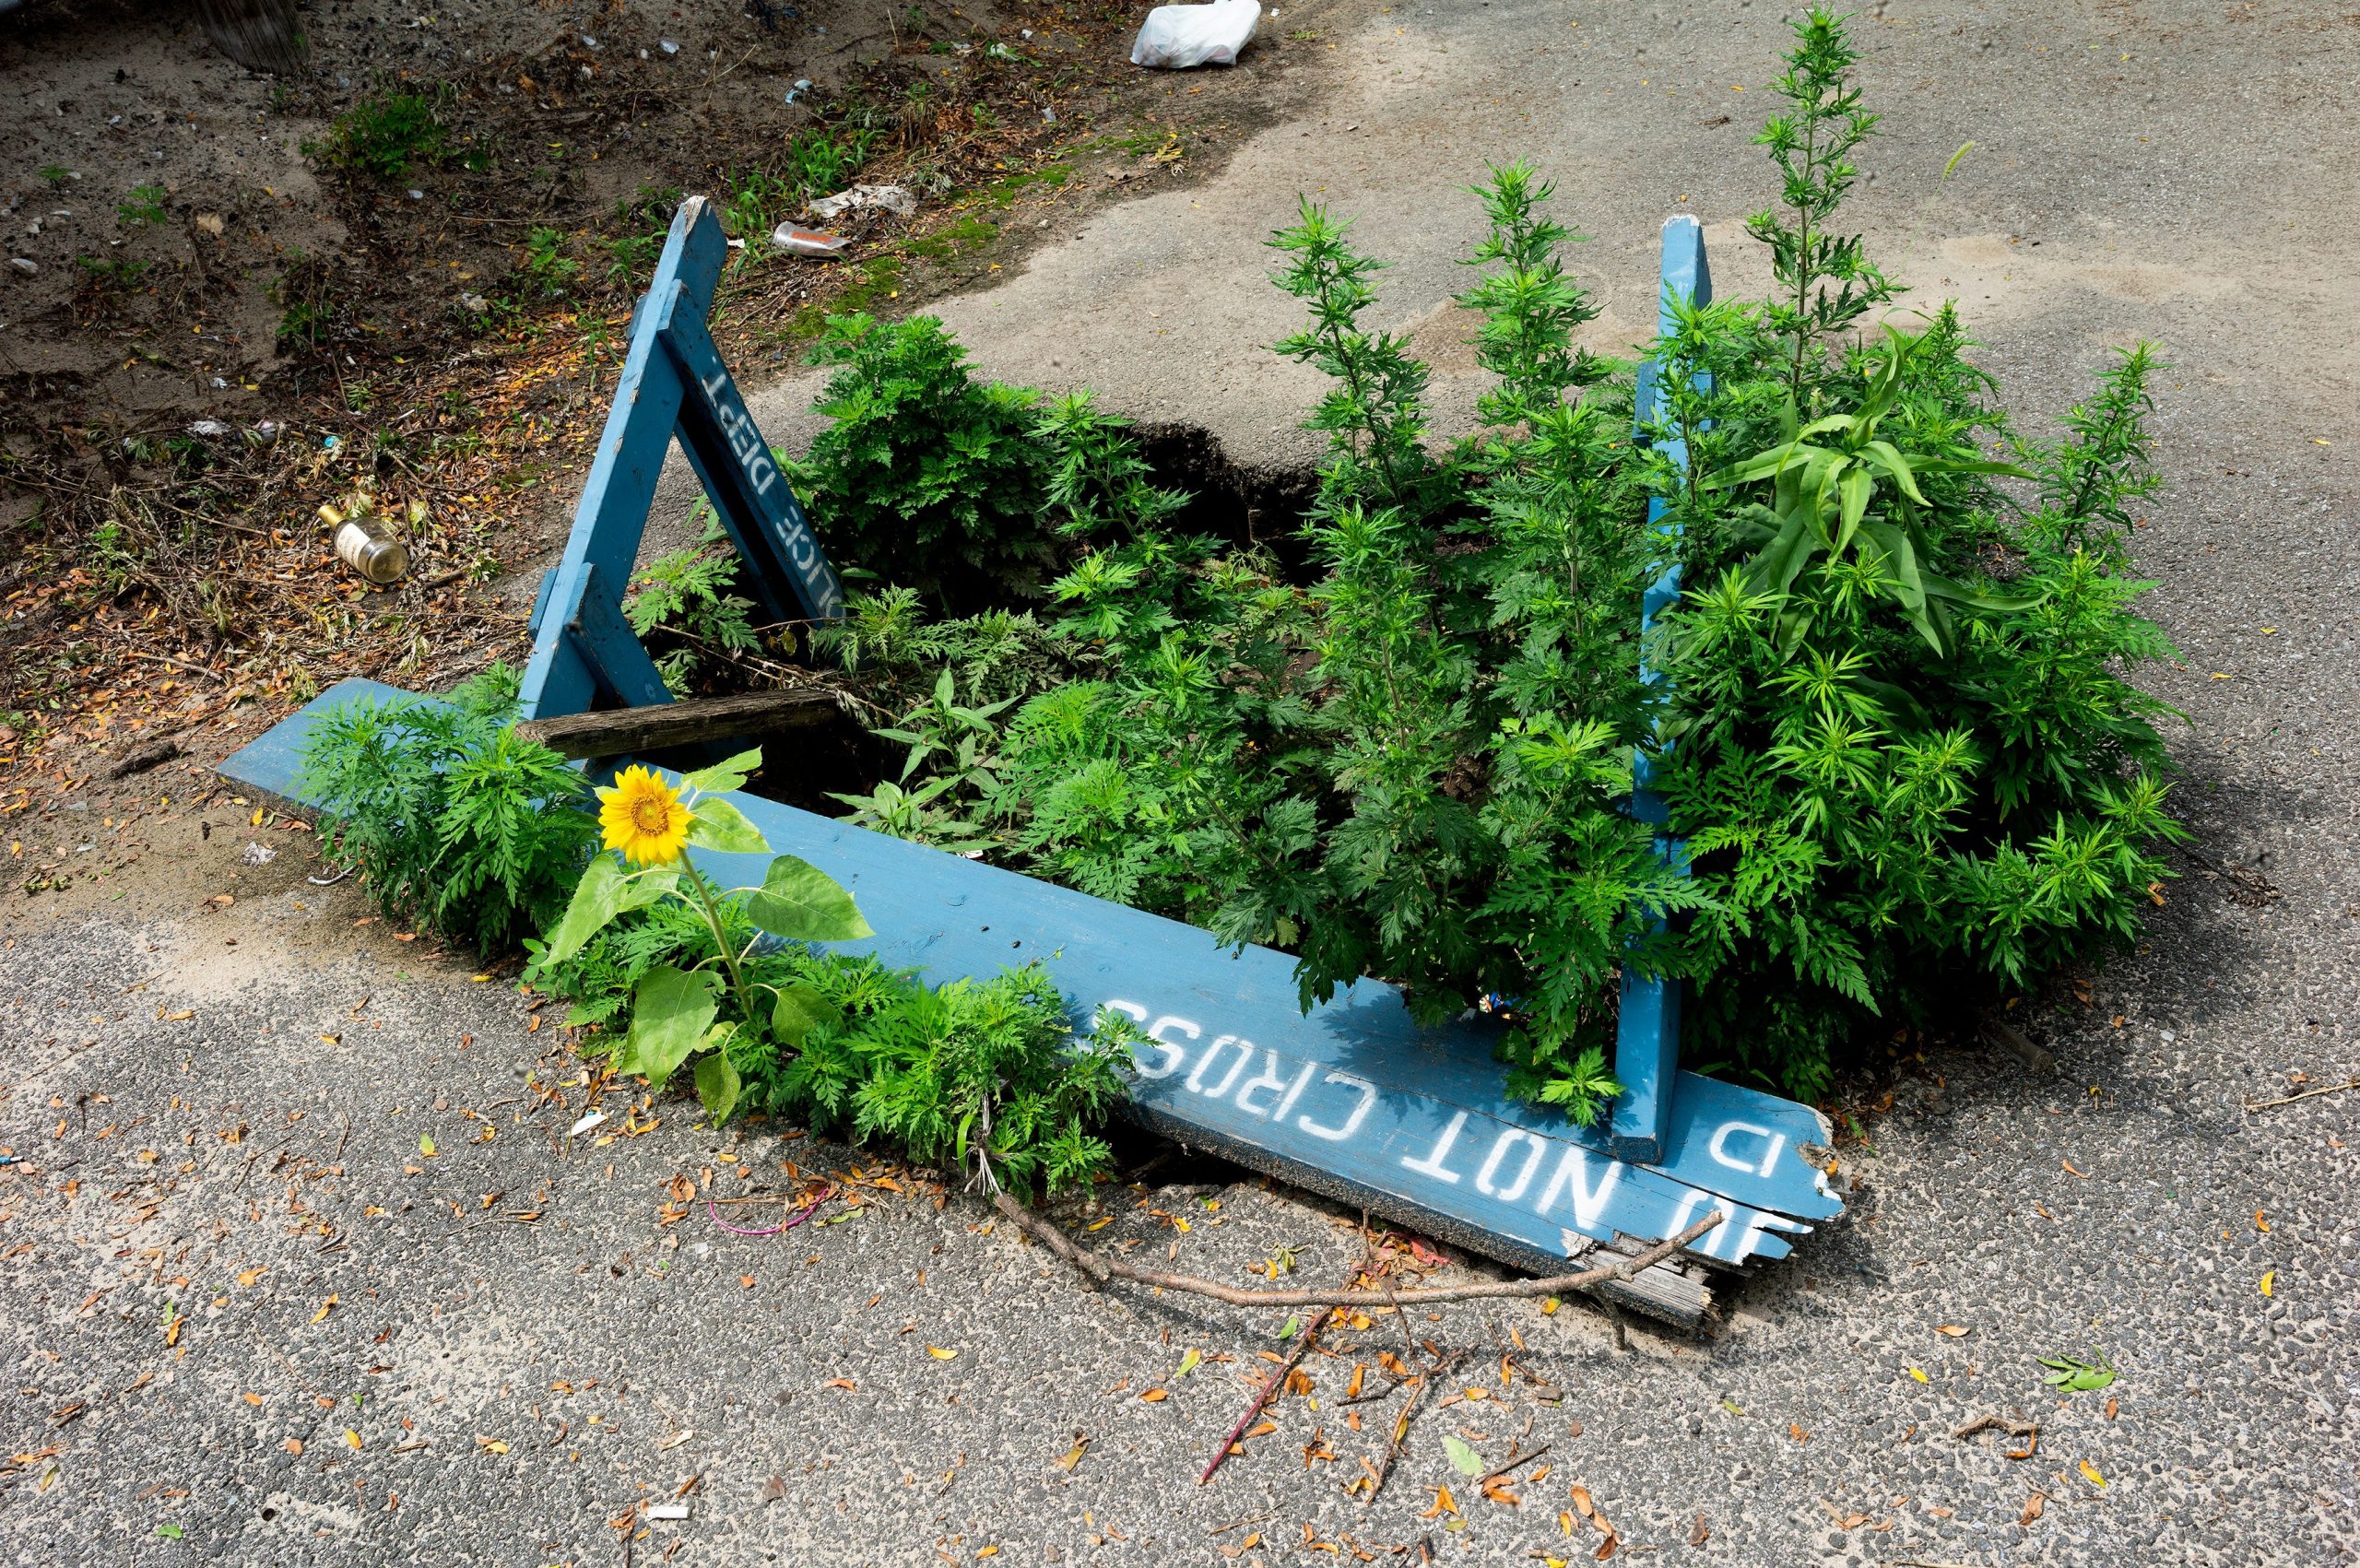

left=1130, top=0, right=1260, bottom=69
left=808, top=183, right=918, bottom=223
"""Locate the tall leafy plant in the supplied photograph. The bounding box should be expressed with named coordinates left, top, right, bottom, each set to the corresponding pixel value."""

left=1745, top=8, right=1895, bottom=402
left=791, top=313, right=1056, bottom=610
left=1649, top=7, right=2185, bottom=1100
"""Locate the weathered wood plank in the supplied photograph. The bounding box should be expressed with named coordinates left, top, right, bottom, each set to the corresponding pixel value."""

left=513, top=689, right=846, bottom=760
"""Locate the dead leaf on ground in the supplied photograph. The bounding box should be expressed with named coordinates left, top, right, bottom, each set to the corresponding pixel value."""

left=2022, top=1491, right=2047, bottom=1525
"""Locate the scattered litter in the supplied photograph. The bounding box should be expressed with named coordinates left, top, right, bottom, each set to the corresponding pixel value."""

left=648, top=1503, right=691, bottom=1520
left=659, top=38, right=679, bottom=54
left=240, top=841, right=277, bottom=867
left=784, top=77, right=814, bottom=103
left=320, top=487, right=417, bottom=585
left=459, top=291, right=489, bottom=313
left=808, top=183, right=917, bottom=222
left=1132, top=0, right=1261, bottom=68
left=186, top=419, right=232, bottom=439
left=568, top=1111, right=608, bottom=1138
left=771, top=225, right=851, bottom=257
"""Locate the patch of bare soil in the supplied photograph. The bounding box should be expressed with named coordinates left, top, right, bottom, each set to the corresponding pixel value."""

left=0, top=0, right=1335, bottom=840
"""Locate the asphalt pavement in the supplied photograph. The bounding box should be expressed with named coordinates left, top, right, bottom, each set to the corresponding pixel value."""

left=4, top=0, right=2355, bottom=1562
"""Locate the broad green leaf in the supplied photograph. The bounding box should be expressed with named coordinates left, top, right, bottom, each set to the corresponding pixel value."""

left=770, top=982, right=842, bottom=1047
left=693, top=1048, right=742, bottom=1126
left=1862, top=522, right=1929, bottom=618
left=1922, top=571, right=2045, bottom=614
left=1744, top=505, right=1819, bottom=599
left=1858, top=440, right=1931, bottom=505
left=620, top=964, right=718, bottom=1089
left=687, top=796, right=770, bottom=855
left=541, top=856, right=675, bottom=966
left=681, top=748, right=763, bottom=796
left=743, top=854, right=873, bottom=942
left=1836, top=465, right=1873, bottom=542
left=1442, top=1434, right=1485, bottom=1477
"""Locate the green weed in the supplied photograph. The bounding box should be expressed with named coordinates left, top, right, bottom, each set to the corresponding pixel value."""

left=304, top=88, right=471, bottom=181
left=299, top=666, right=596, bottom=954
left=116, top=184, right=167, bottom=226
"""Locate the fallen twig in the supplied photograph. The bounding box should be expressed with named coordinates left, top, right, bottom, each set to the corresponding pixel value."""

left=2244, top=1075, right=2360, bottom=1113
left=992, top=1193, right=1719, bottom=1308
left=1980, top=1011, right=2055, bottom=1075
left=1364, top=1359, right=1453, bottom=1505
left=1199, top=1315, right=1326, bottom=1486
left=1477, top=1441, right=1550, bottom=1489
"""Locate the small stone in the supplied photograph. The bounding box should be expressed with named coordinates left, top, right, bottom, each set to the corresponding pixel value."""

left=8, top=257, right=35, bottom=276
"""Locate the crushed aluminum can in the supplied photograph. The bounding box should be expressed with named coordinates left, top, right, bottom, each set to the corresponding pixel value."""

left=770, top=224, right=851, bottom=257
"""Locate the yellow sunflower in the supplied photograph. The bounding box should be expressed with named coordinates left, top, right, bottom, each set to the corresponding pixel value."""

left=598, top=766, right=690, bottom=867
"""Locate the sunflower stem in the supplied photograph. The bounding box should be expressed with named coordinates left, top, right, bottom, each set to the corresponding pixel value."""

left=678, top=854, right=759, bottom=1030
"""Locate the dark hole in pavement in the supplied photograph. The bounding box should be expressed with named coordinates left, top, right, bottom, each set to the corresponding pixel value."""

left=629, top=423, right=1318, bottom=811
left=1131, top=421, right=1321, bottom=582
left=1107, top=1119, right=1253, bottom=1191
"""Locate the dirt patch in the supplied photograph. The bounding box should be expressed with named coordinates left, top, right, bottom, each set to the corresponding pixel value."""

left=0, top=0, right=1343, bottom=816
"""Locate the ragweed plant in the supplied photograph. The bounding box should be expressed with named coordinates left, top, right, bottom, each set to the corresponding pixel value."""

left=1646, top=9, right=2186, bottom=1100
left=812, top=8, right=2184, bottom=1115
left=300, top=666, right=593, bottom=954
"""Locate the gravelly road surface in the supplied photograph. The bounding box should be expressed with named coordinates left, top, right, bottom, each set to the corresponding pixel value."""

left=5, top=0, right=2355, bottom=1563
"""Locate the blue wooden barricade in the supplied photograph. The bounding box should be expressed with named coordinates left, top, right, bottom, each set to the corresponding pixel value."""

left=221, top=209, right=1836, bottom=1324
left=1610, top=216, right=1710, bottom=1166
left=518, top=196, right=844, bottom=722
